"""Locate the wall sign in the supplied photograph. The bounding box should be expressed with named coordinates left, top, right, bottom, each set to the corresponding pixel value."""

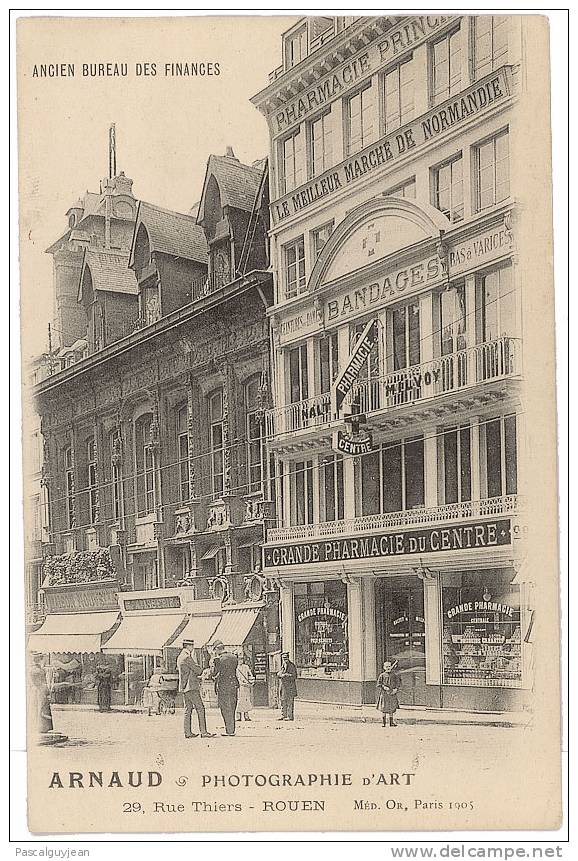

left=263, top=519, right=511, bottom=568
left=271, top=16, right=455, bottom=134
left=324, top=220, right=514, bottom=323
left=123, top=595, right=182, bottom=611
left=272, top=68, right=510, bottom=223
left=332, top=318, right=379, bottom=413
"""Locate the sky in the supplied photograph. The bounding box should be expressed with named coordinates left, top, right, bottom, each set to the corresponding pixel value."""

left=17, top=15, right=298, bottom=361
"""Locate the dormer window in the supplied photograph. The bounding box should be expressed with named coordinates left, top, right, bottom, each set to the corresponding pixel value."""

left=285, top=24, right=307, bottom=69
left=68, top=213, right=77, bottom=229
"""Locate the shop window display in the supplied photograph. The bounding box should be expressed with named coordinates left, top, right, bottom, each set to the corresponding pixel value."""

left=294, top=580, right=348, bottom=673
left=442, top=579, right=522, bottom=688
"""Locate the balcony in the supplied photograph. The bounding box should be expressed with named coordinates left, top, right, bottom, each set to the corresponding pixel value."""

left=267, top=495, right=520, bottom=544
left=265, top=337, right=521, bottom=440
left=192, top=270, right=231, bottom=302
left=42, top=547, right=117, bottom=588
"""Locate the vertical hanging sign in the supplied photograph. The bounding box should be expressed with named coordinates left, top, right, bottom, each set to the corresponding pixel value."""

left=332, top=318, right=379, bottom=415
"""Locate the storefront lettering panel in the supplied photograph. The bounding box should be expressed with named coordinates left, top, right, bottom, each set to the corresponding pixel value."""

left=263, top=519, right=511, bottom=568
left=272, top=67, right=510, bottom=224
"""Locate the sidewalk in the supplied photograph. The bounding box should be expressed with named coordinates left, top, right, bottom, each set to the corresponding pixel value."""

left=52, top=700, right=531, bottom=728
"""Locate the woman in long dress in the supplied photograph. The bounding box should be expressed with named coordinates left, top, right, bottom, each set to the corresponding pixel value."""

left=96, top=665, right=113, bottom=712
left=236, top=656, right=255, bottom=721
left=376, top=660, right=402, bottom=727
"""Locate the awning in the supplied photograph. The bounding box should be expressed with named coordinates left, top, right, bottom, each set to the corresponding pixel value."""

left=200, top=545, right=222, bottom=560
left=28, top=611, right=120, bottom=655
left=208, top=607, right=261, bottom=647
left=103, top=613, right=187, bottom=656
left=170, top=614, right=221, bottom=650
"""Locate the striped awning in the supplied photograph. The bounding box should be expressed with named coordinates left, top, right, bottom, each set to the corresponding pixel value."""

left=103, top=613, right=187, bottom=656
left=28, top=611, right=120, bottom=655
left=208, top=607, right=261, bottom=647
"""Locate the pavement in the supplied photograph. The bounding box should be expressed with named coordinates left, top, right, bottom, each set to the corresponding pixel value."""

left=52, top=699, right=532, bottom=728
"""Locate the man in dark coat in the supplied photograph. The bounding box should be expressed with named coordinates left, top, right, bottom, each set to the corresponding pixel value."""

left=211, top=640, right=239, bottom=736
left=278, top=652, right=298, bottom=721
left=177, top=639, right=215, bottom=739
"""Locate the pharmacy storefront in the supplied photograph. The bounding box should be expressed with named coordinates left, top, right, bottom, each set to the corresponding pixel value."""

left=264, top=523, right=531, bottom=712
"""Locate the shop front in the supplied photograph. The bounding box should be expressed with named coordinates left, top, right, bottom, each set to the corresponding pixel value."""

left=27, top=578, right=125, bottom=706
left=266, top=513, right=530, bottom=712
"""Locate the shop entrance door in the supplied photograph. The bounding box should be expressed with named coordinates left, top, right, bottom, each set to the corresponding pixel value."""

left=376, top=579, right=434, bottom=707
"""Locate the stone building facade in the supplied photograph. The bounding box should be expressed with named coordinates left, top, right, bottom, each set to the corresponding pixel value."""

left=253, top=15, right=529, bottom=711
left=30, top=151, right=279, bottom=707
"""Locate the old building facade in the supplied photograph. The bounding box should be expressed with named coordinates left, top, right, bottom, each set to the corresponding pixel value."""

left=253, top=15, right=529, bottom=711
left=30, top=151, right=279, bottom=707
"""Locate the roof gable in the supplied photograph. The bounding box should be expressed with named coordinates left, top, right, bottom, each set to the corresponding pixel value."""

left=130, top=201, right=209, bottom=266
left=197, top=154, right=265, bottom=223
left=78, top=249, right=138, bottom=302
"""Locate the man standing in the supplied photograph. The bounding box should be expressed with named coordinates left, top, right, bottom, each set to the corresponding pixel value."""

left=177, top=639, right=215, bottom=739
left=210, top=640, right=239, bottom=736
left=278, top=652, right=298, bottom=721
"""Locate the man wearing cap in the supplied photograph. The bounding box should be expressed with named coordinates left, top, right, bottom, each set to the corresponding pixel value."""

left=177, top=639, right=215, bottom=739
left=210, top=640, right=239, bottom=736
left=278, top=652, right=298, bottom=721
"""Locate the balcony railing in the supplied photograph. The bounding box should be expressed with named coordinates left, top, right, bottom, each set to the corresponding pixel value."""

left=354, top=337, right=521, bottom=416
left=265, top=391, right=332, bottom=438
left=192, top=270, right=231, bottom=302
left=267, top=495, right=520, bottom=544
left=265, top=337, right=521, bottom=439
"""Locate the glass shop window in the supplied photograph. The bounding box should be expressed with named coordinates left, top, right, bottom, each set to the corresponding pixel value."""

left=294, top=580, right=349, bottom=672
left=442, top=577, right=522, bottom=688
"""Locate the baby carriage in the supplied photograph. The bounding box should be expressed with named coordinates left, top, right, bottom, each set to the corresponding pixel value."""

left=143, top=672, right=179, bottom=715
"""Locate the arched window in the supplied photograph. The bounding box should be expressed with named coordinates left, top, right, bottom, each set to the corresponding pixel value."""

left=86, top=437, right=98, bottom=524
left=176, top=405, right=190, bottom=504
left=134, top=413, right=155, bottom=516
left=245, top=378, right=264, bottom=494
left=110, top=429, right=122, bottom=522
left=63, top=446, right=75, bottom=529
left=208, top=391, right=224, bottom=499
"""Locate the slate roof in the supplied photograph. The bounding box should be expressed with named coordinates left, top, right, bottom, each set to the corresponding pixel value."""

left=133, top=202, right=209, bottom=264
left=78, top=249, right=138, bottom=301
left=197, top=155, right=265, bottom=222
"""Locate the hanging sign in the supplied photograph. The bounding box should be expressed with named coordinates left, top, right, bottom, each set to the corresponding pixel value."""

left=332, top=318, right=379, bottom=414
left=332, top=428, right=374, bottom=456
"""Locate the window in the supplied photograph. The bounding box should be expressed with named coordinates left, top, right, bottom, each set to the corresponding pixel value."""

left=280, top=129, right=304, bottom=194
left=382, top=57, right=414, bottom=133
left=360, top=438, right=425, bottom=516
left=441, top=424, right=472, bottom=504
left=208, top=391, right=224, bottom=499
left=391, top=301, right=420, bottom=370
left=439, top=284, right=467, bottom=356
left=141, top=284, right=160, bottom=326
left=386, top=177, right=416, bottom=199
left=478, top=265, right=515, bottom=342
left=87, top=437, right=98, bottom=524
left=284, top=237, right=306, bottom=298
left=431, top=27, right=462, bottom=105
left=285, top=25, right=307, bottom=69
left=135, top=414, right=155, bottom=516
left=474, top=129, right=509, bottom=211
left=482, top=414, right=517, bottom=499
left=311, top=221, right=333, bottom=261
left=288, top=343, right=309, bottom=404
left=473, top=16, right=508, bottom=79
left=318, top=332, right=339, bottom=394
left=294, top=580, right=349, bottom=671
left=433, top=155, right=464, bottom=222
left=290, top=460, right=314, bottom=525
left=64, top=446, right=75, bottom=530
left=309, top=110, right=333, bottom=177
left=345, top=83, right=376, bottom=155
left=110, top=429, right=122, bottom=522
left=443, top=576, right=522, bottom=688
left=176, top=405, right=190, bottom=504
left=246, top=378, right=264, bottom=493
left=320, top=454, right=344, bottom=522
